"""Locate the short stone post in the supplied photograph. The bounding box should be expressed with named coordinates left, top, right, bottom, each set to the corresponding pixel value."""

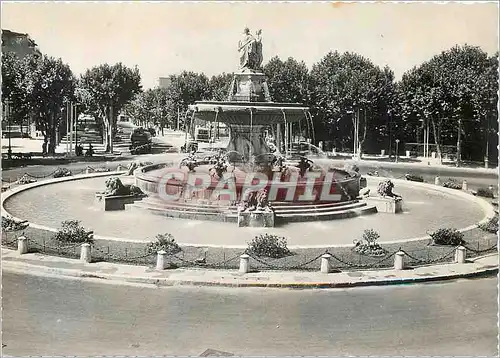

left=434, top=176, right=441, bottom=186
left=80, top=243, right=91, bottom=263
left=239, top=254, right=250, bottom=274
left=462, top=180, right=468, bottom=191
left=455, top=246, right=466, bottom=264
left=320, top=253, right=332, bottom=273
left=394, top=251, right=405, bottom=270
left=156, top=250, right=167, bottom=270
left=85, top=166, right=92, bottom=175
left=17, top=236, right=28, bottom=255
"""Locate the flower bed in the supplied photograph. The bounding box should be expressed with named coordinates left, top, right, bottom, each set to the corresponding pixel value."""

left=2, top=223, right=496, bottom=271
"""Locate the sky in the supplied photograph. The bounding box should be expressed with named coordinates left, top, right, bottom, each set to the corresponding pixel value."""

left=2, top=1, right=498, bottom=89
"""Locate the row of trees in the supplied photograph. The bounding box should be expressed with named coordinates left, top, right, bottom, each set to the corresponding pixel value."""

left=2, top=52, right=75, bottom=153
left=2, top=44, right=498, bottom=162
left=2, top=52, right=142, bottom=154
left=123, top=72, right=233, bottom=132
left=123, top=44, right=497, bottom=162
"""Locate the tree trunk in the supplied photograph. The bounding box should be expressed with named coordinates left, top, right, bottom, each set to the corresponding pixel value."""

left=431, top=118, right=442, bottom=164
left=358, top=109, right=368, bottom=158
left=41, top=129, right=48, bottom=155
left=456, top=118, right=462, bottom=167
left=102, top=120, right=109, bottom=152
left=484, top=113, right=489, bottom=168
left=48, top=112, right=57, bottom=155
left=109, top=104, right=114, bottom=154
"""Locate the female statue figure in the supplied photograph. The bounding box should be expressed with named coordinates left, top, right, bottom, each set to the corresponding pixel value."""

left=254, top=29, right=263, bottom=69
left=238, top=28, right=255, bottom=70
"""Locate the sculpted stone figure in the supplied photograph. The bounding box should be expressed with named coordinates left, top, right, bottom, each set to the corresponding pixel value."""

left=255, top=188, right=270, bottom=210
left=238, top=188, right=272, bottom=212
left=254, top=29, right=263, bottom=69
left=238, top=28, right=255, bottom=71
left=104, top=177, right=144, bottom=197
left=238, top=28, right=263, bottom=71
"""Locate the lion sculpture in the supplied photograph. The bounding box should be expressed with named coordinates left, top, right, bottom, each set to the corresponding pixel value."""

left=104, top=177, right=145, bottom=197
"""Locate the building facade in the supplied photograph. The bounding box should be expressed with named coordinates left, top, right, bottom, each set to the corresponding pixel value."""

left=2, top=29, right=41, bottom=58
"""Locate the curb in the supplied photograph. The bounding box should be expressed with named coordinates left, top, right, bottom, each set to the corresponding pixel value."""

left=3, top=255, right=498, bottom=289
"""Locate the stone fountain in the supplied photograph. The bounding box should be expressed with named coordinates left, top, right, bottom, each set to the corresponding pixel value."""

left=133, top=29, right=374, bottom=226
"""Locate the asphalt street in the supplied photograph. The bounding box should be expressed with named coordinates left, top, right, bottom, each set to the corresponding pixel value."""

left=2, top=272, right=498, bottom=356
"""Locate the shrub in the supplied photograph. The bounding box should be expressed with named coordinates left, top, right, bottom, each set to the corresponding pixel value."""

left=476, top=187, right=495, bottom=198
left=405, top=173, right=424, bottom=182
left=377, top=179, right=399, bottom=198
left=53, top=168, right=72, bottom=178
left=53, top=220, right=94, bottom=244
left=442, top=179, right=462, bottom=190
left=353, top=229, right=387, bottom=257
left=429, top=228, right=465, bottom=246
left=247, top=233, right=292, bottom=258
left=478, top=216, right=498, bottom=233
left=1, top=216, right=29, bottom=232
left=362, top=229, right=380, bottom=244
left=17, top=174, right=36, bottom=185
left=146, top=233, right=181, bottom=255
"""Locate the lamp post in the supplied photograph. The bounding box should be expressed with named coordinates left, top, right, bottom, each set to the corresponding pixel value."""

left=395, top=139, right=400, bottom=163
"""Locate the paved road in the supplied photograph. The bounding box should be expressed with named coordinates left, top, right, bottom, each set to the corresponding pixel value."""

left=3, top=272, right=498, bottom=356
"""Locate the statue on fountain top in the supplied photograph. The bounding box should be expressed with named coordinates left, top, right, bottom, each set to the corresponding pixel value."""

left=238, top=28, right=263, bottom=72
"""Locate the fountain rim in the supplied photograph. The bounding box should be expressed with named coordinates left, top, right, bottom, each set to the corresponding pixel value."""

left=189, top=101, right=310, bottom=112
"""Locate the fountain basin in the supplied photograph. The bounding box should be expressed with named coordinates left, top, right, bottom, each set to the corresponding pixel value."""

left=190, top=101, right=309, bottom=124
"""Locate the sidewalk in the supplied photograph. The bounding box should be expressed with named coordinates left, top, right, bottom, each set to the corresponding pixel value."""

left=2, top=248, right=498, bottom=288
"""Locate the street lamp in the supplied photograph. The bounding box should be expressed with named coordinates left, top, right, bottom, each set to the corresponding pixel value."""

left=395, top=139, right=400, bottom=163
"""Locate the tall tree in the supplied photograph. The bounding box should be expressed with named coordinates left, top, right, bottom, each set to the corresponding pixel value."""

left=79, top=63, right=142, bottom=152
left=1, top=52, right=31, bottom=127
left=208, top=73, right=234, bottom=101
left=263, top=56, right=310, bottom=104
left=27, top=55, right=76, bottom=154
left=163, top=71, right=210, bottom=131
left=309, top=51, right=394, bottom=155
left=396, top=45, right=496, bottom=163
left=124, top=87, right=172, bottom=130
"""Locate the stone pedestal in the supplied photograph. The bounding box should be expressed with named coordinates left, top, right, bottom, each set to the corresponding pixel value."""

left=455, top=246, right=466, bottom=264
left=80, top=243, right=91, bottom=263
left=462, top=180, right=468, bottom=191
left=237, top=209, right=275, bottom=227
left=156, top=250, right=168, bottom=270
left=17, top=236, right=28, bottom=255
left=366, top=196, right=403, bottom=214
left=239, top=254, right=250, bottom=273
left=320, top=254, right=332, bottom=273
left=95, top=193, right=142, bottom=211
left=229, top=72, right=271, bottom=102
left=394, top=251, right=405, bottom=270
